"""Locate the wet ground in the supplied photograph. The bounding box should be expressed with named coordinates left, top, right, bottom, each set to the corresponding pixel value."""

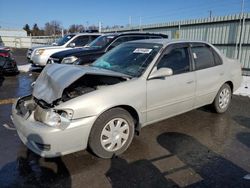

left=0, top=49, right=250, bottom=187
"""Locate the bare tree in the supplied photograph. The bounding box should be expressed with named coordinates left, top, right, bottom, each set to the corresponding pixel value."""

left=88, top=25, right=98, bottom=30
left=44, top=20, right=62, bottom=36
left=68, top=24, right=85, bottom=33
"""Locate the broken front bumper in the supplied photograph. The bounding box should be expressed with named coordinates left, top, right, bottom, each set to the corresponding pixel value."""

left=12, top=97, right=97, bottom=158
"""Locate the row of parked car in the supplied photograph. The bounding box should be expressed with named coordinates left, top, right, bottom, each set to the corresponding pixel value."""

left=11, top=31, right=242, bottom=159
left=0, top=46, right=19, bottom=77
left=27, top=32, right=168, bottom=66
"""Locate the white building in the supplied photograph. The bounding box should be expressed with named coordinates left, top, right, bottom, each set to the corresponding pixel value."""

left=0, top=28, right=29, bottom=48
left=0, top=28, right=27, bottom=37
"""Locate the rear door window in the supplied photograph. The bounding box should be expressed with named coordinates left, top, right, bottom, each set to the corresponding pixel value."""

left=191, top=46, right=215, bottom=70
left=90, top=35, right=99, bottom=42
left=108, top=35, right=147, bottom=50
left=72, top=36, right=91, bottom=47
left=212, top=50, right=223, bottom=65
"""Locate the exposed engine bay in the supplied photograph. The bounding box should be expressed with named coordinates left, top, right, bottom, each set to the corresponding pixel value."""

left=33, top=74, right=127, bottom=109
left=62, top=74, right=127, bottom=102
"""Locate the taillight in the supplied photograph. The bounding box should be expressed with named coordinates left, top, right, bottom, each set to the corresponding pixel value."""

left=0, top=53, right=8, bottom=57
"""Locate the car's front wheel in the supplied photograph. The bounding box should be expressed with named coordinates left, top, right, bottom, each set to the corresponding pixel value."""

left=213, top=83, right=232, bottom=113
left=89, top=108, right=135, bottom=158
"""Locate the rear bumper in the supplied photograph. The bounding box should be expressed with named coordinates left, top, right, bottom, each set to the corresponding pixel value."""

left=12, top=99, right=97, bottom=157
left=3, top=66, right=19, bottom=74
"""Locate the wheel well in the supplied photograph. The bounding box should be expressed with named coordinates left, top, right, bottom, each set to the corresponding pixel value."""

left=113, top=105, right=140, bottom=135
left=225, top=81, right=233, bottom=92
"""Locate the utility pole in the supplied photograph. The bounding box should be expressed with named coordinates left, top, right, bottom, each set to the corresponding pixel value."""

left=241, top=0, right=245, bottom=17
left=139, top=16, right=142, bottom=31
left=98, top=21, right=102, bottom=33
left=236, top=0, right=245, bottom=59
left=86, top=21, right=89, bottom=31
left=209, top=10, right=212, bottom=19
left=178, top=22, right=181, bottom=39
left=54, top=24, right=56, bottom=36
left=129, top=16, right=132, bottom=28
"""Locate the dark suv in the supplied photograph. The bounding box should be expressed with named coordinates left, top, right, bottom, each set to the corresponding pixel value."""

left=49, top=32, right=168, bottom=65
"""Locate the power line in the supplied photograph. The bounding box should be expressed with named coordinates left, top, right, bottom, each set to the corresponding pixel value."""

left=108, top=0, right=242, bottom=27
left=141, top=0, right=242, bottom=21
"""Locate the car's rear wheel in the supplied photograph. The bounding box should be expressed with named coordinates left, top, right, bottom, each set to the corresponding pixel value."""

left=213, top=83, right=232, bottom=113
left=89, top=108, right=134, bottom=158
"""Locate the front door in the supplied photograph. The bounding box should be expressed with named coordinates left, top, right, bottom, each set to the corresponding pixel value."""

left=146, top=43, right=196, bottom=124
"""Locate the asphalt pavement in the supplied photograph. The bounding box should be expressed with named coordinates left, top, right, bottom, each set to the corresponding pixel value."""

left=0, top=49, right=249, bottom=188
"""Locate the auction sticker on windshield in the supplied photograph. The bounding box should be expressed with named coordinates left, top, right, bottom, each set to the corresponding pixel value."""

left=133, top=48, right=152, bottom=54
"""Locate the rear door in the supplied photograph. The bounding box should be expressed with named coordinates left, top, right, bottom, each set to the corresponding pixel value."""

left=191, top=43, right=224, bottom=107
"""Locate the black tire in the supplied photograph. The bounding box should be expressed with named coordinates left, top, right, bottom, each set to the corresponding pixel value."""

left=89, top=108, right=135, bottom=158
left=212, top=83, right=232, bottom=113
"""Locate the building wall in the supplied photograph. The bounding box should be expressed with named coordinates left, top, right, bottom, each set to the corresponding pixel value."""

left=0, top=35, right=59, bottom=48
left=103, top=13, right=250, bottom=70
left=0, top=36, right=31, bottom=48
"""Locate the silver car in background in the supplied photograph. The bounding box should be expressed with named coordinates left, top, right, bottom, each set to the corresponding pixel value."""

left=27, top=33, right=101, bottom=66
left=12, top=39, right=242, bottom=158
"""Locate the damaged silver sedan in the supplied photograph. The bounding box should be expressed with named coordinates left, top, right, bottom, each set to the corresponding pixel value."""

left=12, top=39, right=242, bottom=158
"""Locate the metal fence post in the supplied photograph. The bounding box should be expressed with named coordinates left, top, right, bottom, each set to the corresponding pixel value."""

left=238, top=13, right=245, bottom=63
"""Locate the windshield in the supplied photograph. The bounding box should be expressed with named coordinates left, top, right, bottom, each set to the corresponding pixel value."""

left=87, top=35, right=116, bottom=49
left=91, top=42, right=162, bottom=77
left=55, top=34, right=75, bottom=46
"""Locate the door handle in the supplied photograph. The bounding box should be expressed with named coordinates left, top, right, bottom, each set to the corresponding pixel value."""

left=186, top=80, right=194, bottom=84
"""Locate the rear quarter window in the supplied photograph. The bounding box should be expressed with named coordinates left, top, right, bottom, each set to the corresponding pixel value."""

left=212, top=49, right=223, bottom=65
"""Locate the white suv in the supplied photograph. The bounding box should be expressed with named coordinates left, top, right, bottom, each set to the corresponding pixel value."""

left=27, top=33, right=101, bottom=66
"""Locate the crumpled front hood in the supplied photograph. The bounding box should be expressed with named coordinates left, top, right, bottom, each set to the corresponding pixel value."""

left=33, top=63, right=129, bottom=104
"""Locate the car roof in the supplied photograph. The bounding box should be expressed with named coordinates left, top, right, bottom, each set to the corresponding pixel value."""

left=101, top=32, right=167, bottom=37
left=127, top=39, right=212, bottom=47
left=70, top=33, right=102, bottom=36
left=0, top=49, right=10, bottom=53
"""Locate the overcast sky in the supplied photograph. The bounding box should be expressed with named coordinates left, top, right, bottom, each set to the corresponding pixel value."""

left=0, top=0, right=249, bottom=29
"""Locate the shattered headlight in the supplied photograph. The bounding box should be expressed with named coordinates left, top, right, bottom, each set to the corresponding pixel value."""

left=61, top=56, right=78, bottom=64
left=44, top=109, right=74, bottom=129
left=35, top=49, right=45, bottom=56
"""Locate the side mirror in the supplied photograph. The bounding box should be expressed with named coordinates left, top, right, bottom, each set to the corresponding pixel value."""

left=148, top=68, right=173, bottom=79
left=69, top=43, right=76, bottom=48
